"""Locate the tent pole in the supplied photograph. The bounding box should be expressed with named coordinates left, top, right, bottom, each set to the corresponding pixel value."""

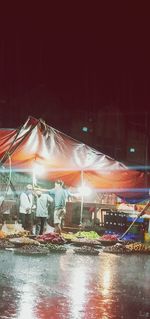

left=80, top=170, right=84, bottom=225
left=32, top=169, right=36, bottom=188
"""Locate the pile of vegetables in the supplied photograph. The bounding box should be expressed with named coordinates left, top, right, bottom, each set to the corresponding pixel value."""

left=61, top=233, right=76, bottom=240
left=75, top=231, right=100, bottom=239
left=71, top=238, right=100, bottom=246
left=14, top=244, right=49, bottom=255
left=37, top=233, right=65, bottom=244
left=103, top=242, right=150, bottom=254
left=103, top=243, right=128, bottom=254
left=125, top=242, right=150, bottom=253
left=0, top=229, right=30, bottom=239
left=99, top=234, right=119, bottom=241
left=62, top=231, right=100, bottom=241
left=45, top=243, right=67, bottom=253
left=9, top=237, right=40, bottom=246
left=74, top=246, right=99, bottom=255
left=6, top=230, right=30, bottom=238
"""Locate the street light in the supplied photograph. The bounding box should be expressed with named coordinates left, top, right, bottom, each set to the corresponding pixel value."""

left=78, top=185, right=92, bottom=197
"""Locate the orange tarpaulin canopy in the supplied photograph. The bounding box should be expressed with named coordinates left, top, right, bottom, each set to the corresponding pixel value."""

left=0, top=116, right=149, bottom=202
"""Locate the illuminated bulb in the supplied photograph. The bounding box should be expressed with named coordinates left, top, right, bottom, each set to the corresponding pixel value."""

left=78, top=186, right=92, bottom=196
left=33, top=164, right=45, bottom=176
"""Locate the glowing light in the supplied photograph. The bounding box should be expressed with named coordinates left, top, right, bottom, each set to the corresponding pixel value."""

left=78, top=185, right=92, bottom=196
left=33, top=164, right=45, bottom=176
left=129, top=147, right=135, bottom=153
left=82, top=126, right=89, bottom=132
left=32, top=163, right=46, bottom=186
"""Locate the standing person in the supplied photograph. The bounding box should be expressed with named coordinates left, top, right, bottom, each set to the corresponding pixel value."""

left=35, top=189, right=53, bottom=235
left=49, top=180, right=71, bottom=235
left=19, top=184, right=36, bottom=233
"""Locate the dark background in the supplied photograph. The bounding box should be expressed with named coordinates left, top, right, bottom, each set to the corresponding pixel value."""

left=0, top=3, right=150, bottom=163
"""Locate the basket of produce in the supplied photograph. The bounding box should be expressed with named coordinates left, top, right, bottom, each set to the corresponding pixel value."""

left=125, top=242, right=150, bottom=254
left=37, top=233, right=66, bottom=245
left=6, top=230, right=30, bottom=238
left=103, top=242, right=150, bottom=255
left=14, top=244, right=49, bottom=256
left=9, top=237, right=40, bottom=247
left=74, top=246, right=100, bottom=255
left=103, top=243, right=130, bottom=254
left=98, top=234, right=119, bottom=246
left=71, top=238, right=101, bottom=247
left=45, top=243, right=67, bottom=253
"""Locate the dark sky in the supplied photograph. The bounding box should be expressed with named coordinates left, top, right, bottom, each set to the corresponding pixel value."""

left=0, top=3, right=150, bottom=128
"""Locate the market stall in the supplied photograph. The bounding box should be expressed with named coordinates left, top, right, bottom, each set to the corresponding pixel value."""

left=0, top=116, right=150, bottom=245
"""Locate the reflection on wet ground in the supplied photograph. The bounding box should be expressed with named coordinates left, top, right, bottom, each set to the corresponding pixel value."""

left=0, top=249, right=150, bottom=319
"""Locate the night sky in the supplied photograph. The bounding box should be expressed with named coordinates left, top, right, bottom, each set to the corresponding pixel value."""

left=0, top=3, right=150, bottom=132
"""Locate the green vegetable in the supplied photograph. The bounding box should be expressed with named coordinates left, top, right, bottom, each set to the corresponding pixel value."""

left=75, top=231, right=99, bottom=239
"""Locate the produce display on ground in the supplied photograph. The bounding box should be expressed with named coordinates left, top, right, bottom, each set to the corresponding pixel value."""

left=61, top=233, right=76, bottom=241
left=103, top=242, right=150, bottom=254
left=125, top=242, right=150, bottom=253
left=14, top=244, right=49, bottom=255
left=9, top=237, right=40, bottom=246
left=0, top=230, right=29, bottom=239
left=103, top=243, right=129, bottom=254
left=98, top=234, right=119, bottom=246
left=71, top=238, right=101, bottom=246
left=6, top=231, right=30, bottom=238
left=62, top=231, right=100, bottom=241
left=74, top=231, right=100, bottom=239
left=74, top=246, right=100, bottom=255
left=99, top=234, right=119, bottom=241
left=45, top=243, right=67, bottom=253
left=36, top=233, right=65, bottom=244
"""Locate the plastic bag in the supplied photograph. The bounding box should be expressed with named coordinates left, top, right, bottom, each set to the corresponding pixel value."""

left=44, top=222, right=54, bottom=234
left=14, top=222, right=24, bottom=232
left=1, top=222, right=9, bottom=234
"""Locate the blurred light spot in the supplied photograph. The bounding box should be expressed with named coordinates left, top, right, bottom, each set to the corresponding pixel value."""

left=129, top=147, right=135, bottom=153
left=82, top=126, right=89, bottom=132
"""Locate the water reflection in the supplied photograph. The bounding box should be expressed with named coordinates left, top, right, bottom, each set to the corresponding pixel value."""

left=70, top=265, right=87, bottom=318
left=0, top=251, right=150, bottom=318
left=17, top=284, right=36, bottom=319
left=102, top=268, right=111, bottom=295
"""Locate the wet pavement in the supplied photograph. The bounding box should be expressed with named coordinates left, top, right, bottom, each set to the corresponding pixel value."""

left=0, top=248, right=150, bottom=319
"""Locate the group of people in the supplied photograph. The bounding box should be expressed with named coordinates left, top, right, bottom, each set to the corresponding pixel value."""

left=19, top=180, right=72, bottom=235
